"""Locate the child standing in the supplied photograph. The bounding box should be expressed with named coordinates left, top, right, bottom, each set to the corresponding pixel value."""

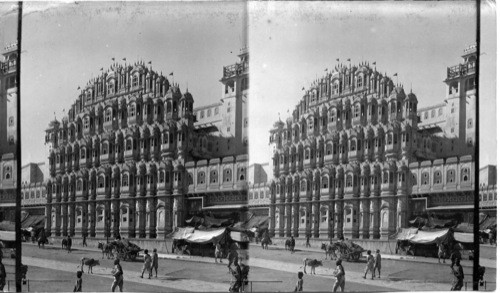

left=73, top=270, right=82, bottom=292
left=294, top=271, right=304, bottom=292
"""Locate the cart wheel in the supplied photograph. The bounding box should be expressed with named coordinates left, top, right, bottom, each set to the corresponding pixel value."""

left=130, top=253, right=137, bottom=261
left=353, top=253, right=360, bottom=261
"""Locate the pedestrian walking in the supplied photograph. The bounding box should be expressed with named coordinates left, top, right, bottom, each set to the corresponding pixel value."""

left=332, top=259, right=345, bottom=292
left=450, top=244, right=462, bottom=268
left=67, top=235, right=72, bottom=253
left=305, top=235, right=311, bottom=248
left=82, top=234, right=87, bottom=247
left=374, top=249, right=382, bottom=278
left=294, top=271, right=304, bottom=292
left=151, top=248, right=159, bottom=278
left=290, top=236, right=296, bottom=253
left=363, top=250, right=375, bottom=279
left=450, top=259, right=464, bottom=291
left=0, top=257, right=5, bottom=292
left=141, top=249, right=152, bottom=279
left=73, top=270, right=83, bottom=292
left=229, top=259, right=243, bottom=292
left=111, top=259, right=124, bottom=292
left=437, top=242, right=446, bottom=264
left=227, top=243, right=239, bottom=270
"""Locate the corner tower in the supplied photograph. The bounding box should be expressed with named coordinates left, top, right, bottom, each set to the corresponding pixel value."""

left=443, top=44, right=477, bottom=155
left=219, top=47, right=249, bottom=154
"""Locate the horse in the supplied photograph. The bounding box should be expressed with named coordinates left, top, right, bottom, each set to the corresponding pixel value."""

left=302, top=258, right=323, bottom=274
left=37, top=237, right=48, bottom=249
left=321, top=243, right=336, bottom=260
left=261, top=237, right=270, bottom=250
left=61, top=238, right=68, bottom=249
left=80, top=257, right=100, bottom=274
left=97, top=242, right=115, bottom=259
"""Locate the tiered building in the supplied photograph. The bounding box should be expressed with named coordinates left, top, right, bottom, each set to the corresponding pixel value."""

left=267, top=45, right=481, bottom=240
left=0, top=42, right=18, bottom=222
left=44, top=48, right=249, bottom=239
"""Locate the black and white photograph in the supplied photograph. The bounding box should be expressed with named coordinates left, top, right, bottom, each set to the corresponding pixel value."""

left=0, top=1, right=496, bottom=292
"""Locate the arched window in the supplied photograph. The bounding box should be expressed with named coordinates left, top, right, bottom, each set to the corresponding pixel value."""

left=346, top=174, right=353, bottom=187
left=223, top=168, right=232, bottom=182
left=132, top=76, right=139, bottom=87
left=98, top=176, right=105, bottom=188
left=447, top=169, right=455, bottom=183
left=238, top=167, right=246, bottom=181
left=210, top=170, right=218, bottom=183
left=421, top=172, right=429, bottom=185
left=461, top=168, right=470, bottom=182
left=322, top=176, right=328, bottom=189
left=197, top=171, right=205, bottom=184
left=433, top=171, right=442, bottom=184
left=122, top=174, right=129, bottom=186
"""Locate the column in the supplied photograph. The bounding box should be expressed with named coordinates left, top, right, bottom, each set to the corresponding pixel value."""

left=335, top=201, right=343, bottom=239
left=352, top=199, right=360, bottom=239
left=285, top=204, right=292, bottom=237
left=68, top=203, right=75, bottom=237
left=128, top=200, right=136, bottom=238
left=89, top=202, right=96, bottom=237
left=61, top=203, right=68, bottom=236
left=278, top=205, right=285, bottom=237
left=111, top=201, right=120, bottom=238
left=147, top=198, right=157, bottom=238
left=138, top=199, right=146, bottom=238
left=292, top=203, right=299, bottom=237
left=55, top=204, right=61, bottom=236
left=81, top=204, right=88, bottom=238
left=306, top=203, right=312, bottom=238
left=45, top=205, right=52, bottom=236
left=105, top=201, right=111, bottom=238
left=379, top=197, right=396, bottom=240
left=370, top=198, right=380, bottom=239
left=164, top=196, right=173, bottom=235
left=313, top=202, right=320, bottom=238
left=328, top=202, right=335, bottom=239
left=269, top=203, right=276, bottom=237
left=360, top=199, right=370, bottom=239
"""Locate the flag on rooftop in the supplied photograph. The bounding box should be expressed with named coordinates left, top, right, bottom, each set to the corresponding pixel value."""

left=111, top=57, right=115, bottom=61
left=393, top=73, right=398, bottom=77
left=148, top=61, right=152, bottom=65
left=122, top=58, right=126, bottom=61
left=169, top=72, right=174, bottom=76
left=336, top=58, right=339, bottom=62
left=347, top=58, right=351, bottom=62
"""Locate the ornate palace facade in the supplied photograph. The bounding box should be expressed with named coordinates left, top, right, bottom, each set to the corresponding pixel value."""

left=267, top=45, right=480, bottom=240
left=44, top=49, right=248, bottom=238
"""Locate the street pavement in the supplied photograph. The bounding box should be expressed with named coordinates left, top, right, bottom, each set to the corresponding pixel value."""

left=15, top=242, right=497, bottom=292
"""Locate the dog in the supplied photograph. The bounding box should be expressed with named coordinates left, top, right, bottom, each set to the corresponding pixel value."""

left=80, top=257, right=100, bottom=274
left=302, top=258, right=322, bottom=275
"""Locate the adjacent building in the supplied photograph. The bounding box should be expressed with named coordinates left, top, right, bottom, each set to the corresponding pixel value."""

left=266, top=45, right=486, bottom=240
left=44, top=48, right=249, bottom=238
left=0, top=42, right=18, bottom=222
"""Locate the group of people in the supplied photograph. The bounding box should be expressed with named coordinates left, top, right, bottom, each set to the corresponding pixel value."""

left=294, top=259, right=346, bottom=292
left=363, top=250, right=382, bottom=280
left=141, top=249, right=159, bottom=279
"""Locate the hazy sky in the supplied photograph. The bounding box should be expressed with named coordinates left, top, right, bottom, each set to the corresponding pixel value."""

left=21, top=2, right=245, bottom=164
left=11, top=1, right=499, bottom=170
left=248, top=1, right=497, bottom=167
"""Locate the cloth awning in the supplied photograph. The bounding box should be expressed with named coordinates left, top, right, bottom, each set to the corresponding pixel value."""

left=426, top=205, right=473, bottom=210
left=480, top=217, right=497, bottom=231
left=396, top=228, right=419, bottom=240
left=170, top=227, right=227, bottom=244
left=408, top=229, right=450, bottom=244
left=233, top=214, right=269, bottom=230
left=21, top=215, right=45, bottom=229
left=185, top=215, right=232, bottom=228
left=453, top=232, right=473, bottom=243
